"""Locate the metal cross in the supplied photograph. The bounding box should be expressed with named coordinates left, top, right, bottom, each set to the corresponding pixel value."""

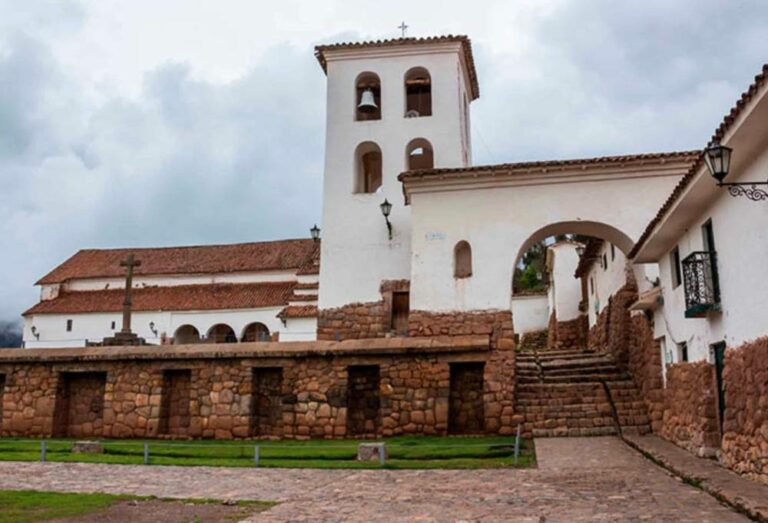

left=398, top=21, right=408, bottom=37
left=119, top=253, right=141, bottom=334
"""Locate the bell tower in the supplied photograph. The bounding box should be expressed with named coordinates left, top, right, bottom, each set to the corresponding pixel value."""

left=314, top=35, right=479, bottom=314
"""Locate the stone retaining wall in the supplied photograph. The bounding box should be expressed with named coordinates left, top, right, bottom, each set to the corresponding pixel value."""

left=627, top=314, right=665, bottom=433
left=588, top=281, right=638, bottom=364
left=547, top=314, right=588, bottom=351
left=660, top=361, right=720, bottom=457
left=0, top=337, right=516, bottom=440
left=721, top=337, right=768, bottom=485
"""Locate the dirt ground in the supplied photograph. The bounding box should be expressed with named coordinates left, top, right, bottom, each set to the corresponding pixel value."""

left=48, top=498, right=269, bottom=523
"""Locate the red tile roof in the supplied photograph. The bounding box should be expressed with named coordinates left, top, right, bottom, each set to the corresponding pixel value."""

left=399, top=150, right=700, bottom=181
left=629, top=64, right=768, bottom=259
left=24, top=282, right=295, bottom=316
left=277, top=305, right=318, bottom=319
left=37, top=239, right=318, bottom=285
left=574, top=238, right=605, bottom=278
left=315, top=35, right=479, bottom=100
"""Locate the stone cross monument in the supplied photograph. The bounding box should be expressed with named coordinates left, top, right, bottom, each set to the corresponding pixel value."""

left=101, top=253, right=146, bottom=346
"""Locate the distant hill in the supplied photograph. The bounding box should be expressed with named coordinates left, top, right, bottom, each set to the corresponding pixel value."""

left=0, top=321, right=22, bottom=348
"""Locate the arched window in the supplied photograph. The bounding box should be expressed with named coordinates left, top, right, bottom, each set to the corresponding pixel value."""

left=207, top=324, right=237, bottom=344
left=454, top=241, right=472, bottom=278
left=406, top=138, right=434, bottom=170
left=355, top=72, right=381, bottom=121
left=404, top=67, right=432, bottom=117
left=173, top=324, right=200, bottom=344
left=242, top=322, right=270, bottom=342
left=354, top=142, right=383, bottom=194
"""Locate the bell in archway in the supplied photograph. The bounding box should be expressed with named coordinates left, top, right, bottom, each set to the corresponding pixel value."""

left=358, top=88, right=378, bottom=113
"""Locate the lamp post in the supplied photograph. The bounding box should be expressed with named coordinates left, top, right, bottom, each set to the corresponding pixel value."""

left=310, top=224, right=320, bottom=242
left=703, top=143, right=767, bottom=201
left=380, top=199, right=393, bottom=240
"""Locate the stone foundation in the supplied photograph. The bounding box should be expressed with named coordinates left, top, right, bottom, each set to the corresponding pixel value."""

left=0, top=336, right=515, bottom=440
left=660, top=361, right=720, bottom=457
left=547, top=314, right=588, bottom=351
left=587, top=281, right=638, bottom=364
left=721, top=337, right=768, bottom=485
left=627, top=314, right=665, bottom=433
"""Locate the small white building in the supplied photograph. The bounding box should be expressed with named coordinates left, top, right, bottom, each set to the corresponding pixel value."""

left=23, top=239, right=319, bottom=347
left=545, top=241, right=584, bottom=325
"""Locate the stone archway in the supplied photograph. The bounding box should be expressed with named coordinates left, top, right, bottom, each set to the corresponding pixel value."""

left=207, top=324, right=237, bottom=344
left=241, top=322, right=270, bottom=342
left=173, top=324, right=200, bottom=344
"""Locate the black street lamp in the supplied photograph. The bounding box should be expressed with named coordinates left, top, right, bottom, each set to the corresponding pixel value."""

left=310, top=224, right=320, bottom=242
left=380, top=199, right=393, bottom=240
left=703, top=143, right=767, bottom=201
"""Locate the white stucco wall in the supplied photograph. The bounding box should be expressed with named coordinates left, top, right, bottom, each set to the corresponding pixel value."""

left=408, top=166, right=685, bottom=313
left=585, top=242, right=629, bottom=327
left=23, top=307, right=285, bottom=348
left=651, top=146, right=768, bottom=364
left=318, top=43, right=473, bottom=308
left=510, top=295, right=549, bottom=334
left=548, top=243, right=582, bottom=322
left=280, top=317, right=319, bottom=342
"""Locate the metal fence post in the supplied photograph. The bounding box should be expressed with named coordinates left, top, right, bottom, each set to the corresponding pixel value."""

left=40, top=440, right=47, bottom=463
left=379, top=443, right=386, bottom=466
left=254, top=445, right=260, bottom=467
left=143, top=442, right=149, bottom=465
left=513, top=424, right=522, bottom=465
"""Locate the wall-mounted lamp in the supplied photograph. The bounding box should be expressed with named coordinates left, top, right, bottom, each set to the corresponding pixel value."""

left=704, top=143, right=767, bottom=201
left=380, top=199, right=393, bottom=240
left=31, top=326, right=40, bottom=340
left=149, top=321, right=158, bottom=336
left=310, top=224, right=320, bottom=242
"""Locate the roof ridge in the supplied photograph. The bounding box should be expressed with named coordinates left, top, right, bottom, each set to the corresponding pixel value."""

left=72, top=237, right=315, bottom=254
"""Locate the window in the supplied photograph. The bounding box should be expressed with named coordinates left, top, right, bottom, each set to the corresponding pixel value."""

left=677, top=341, right=688, bottom=362
left=590, top=277, right=594, bottom=295
left=670, top=246, right=682, bottom=288
left=390, top=291, right=410, bottom=334
left=454, top=241, right=472, bottom=278
left=110, top=321, right=116, bottom=330
left=611, top=244, right=616, bottom=261
left=66, top=319, right=73, bottom=332
left=406, top=138, right=434, bottom=171
left=354, top=142, right=382, bottom=193
left=602, top=254, right=608, bottom=271
left=701, top=219, right=720, bottom=303
left=404, top=67, right=432, bottom=117
left=355, top=72, right=381, bottom=121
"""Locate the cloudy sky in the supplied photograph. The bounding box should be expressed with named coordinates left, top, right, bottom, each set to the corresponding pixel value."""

left=1, top=0, right=766, bottom=324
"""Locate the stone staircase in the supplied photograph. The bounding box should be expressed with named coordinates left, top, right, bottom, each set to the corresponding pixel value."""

left=516, top=347, right=651, bottom=438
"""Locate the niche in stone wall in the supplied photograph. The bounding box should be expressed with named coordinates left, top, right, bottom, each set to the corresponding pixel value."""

left=448, top=362, right=485, bottom=434
left=251, top=367, right=284, bottom=438
left=52, top=372, right=107, bottom=438
left=347, top=365, right=380, bottom=436
left=0, top=373, right=5, bottom=434
left=159, top=369, right=192, bottom=436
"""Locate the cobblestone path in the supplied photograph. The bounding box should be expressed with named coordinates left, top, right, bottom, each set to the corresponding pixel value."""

left=0, top=437, right=746, bottom=522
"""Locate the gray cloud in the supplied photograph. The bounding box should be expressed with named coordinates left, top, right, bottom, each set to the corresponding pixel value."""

left=2, top=0, right=767, bottom=323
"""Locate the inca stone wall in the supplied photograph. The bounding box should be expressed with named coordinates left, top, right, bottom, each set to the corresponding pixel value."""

left=627, top=314, right=664, bottom=433
left=547, top=314, right=588, bottom=351
left=660, top=361, right=720, bottom=457
left=721, top=337, right=768, bottom=485
left=0, top=337, right=510, bottom=440
left=588, top=281, right=638, bottom=365
left=346, top=366, right=381, bottom=437
left=52, top=372, right=107, bottom=438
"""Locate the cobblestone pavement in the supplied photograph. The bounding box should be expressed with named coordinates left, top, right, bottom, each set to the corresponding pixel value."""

left=0, top=437, right=747, bottom=522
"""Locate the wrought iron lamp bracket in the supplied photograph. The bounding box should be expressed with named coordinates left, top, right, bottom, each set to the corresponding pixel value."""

left=717, top=179, right=768, bottom=202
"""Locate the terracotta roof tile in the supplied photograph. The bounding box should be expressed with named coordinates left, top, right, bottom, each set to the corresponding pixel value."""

left=399, top=150, right=700, bottom=181
left=294, top=282, right=319, bottom=290
left=37, top=239, right=318, bottom=285
left=277, top=305, right=318, bottom=319
left=574, top=238, right=605, bottom=278
left=629, top=64, right=768, bottom=258
left=315, top=35, right=479, bottom=100
left=24, top=282, right=295, bottom=316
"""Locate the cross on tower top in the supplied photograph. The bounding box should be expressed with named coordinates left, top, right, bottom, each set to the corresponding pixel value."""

left=398, top=21, right=408, bottom=37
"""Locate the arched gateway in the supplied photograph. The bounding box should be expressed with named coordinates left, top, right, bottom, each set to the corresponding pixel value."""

left=400, top=151, right=699, bottom=314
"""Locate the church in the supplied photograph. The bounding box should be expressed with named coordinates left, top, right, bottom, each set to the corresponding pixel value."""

left=5, top=35, right=768, bottom=485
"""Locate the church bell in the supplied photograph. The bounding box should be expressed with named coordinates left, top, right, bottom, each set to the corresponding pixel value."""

left=358, top=88, right=378, bottom=113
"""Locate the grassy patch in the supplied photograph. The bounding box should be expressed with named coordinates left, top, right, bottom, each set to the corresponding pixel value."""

left=0, top=436, right=535, bottom=469
left=0, top=490, right=139, bottom=523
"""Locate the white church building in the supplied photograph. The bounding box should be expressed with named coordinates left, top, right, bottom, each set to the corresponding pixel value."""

left=21, top=35, right=768, bottom=363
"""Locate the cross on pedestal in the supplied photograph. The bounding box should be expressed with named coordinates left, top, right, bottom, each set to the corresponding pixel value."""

left=119, top=254, right=141, bottom=335
left=100, top=253, right=146, bottom=346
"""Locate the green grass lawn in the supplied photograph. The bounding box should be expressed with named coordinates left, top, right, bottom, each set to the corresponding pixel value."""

left=0, top=490, right=275, bottom=523
left=0, top=435, right=535, bottom=469
left=0, top=490, right=140, bottom=523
